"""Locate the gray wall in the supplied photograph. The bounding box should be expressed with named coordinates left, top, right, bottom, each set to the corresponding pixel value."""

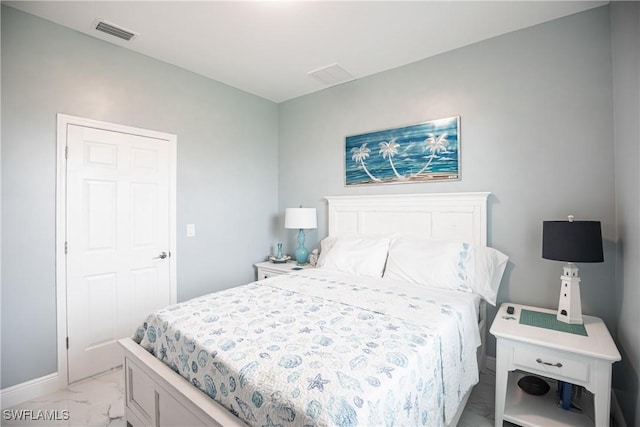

left=611, top=3, right=640, bottom=426
left=278, top=6, right=617, bottom=360
left=1, top=6, right=279, bottom=388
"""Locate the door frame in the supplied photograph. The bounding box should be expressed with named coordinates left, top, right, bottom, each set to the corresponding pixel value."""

left=56, top=113, right=177, bottom=386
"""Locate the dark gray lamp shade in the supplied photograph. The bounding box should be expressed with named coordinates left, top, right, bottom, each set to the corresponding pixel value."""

left=542, top=220, right=604, bottom=263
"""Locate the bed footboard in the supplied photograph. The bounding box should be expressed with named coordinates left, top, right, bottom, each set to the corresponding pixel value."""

left=118, top=338, right=246, bottom=427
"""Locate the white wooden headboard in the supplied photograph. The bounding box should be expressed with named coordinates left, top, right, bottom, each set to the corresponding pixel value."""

left=325, top=192, right=490, bottom=247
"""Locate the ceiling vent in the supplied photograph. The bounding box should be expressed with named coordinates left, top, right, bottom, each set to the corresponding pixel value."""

left=93, top=19, right=138, bottom=41
left=307, top=63, right=354, bottom=86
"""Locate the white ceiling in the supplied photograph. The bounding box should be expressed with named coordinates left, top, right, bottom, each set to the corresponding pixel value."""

left=5, top=1, right=607, bottom=103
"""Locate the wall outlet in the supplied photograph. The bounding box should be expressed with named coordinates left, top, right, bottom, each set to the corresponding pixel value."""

left=186, top=223, right=195, bottom=237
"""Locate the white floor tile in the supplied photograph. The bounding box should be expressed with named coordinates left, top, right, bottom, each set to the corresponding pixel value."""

left=4, top=367, right=499, bottom=426
left=3, top=369, right=125, bottom=427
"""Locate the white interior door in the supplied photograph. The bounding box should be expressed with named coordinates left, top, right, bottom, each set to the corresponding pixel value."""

left=66, top=124, right=173, bottom=383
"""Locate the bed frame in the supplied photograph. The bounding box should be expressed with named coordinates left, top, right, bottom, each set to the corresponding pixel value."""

left=119, top=192, right=490, bottom=427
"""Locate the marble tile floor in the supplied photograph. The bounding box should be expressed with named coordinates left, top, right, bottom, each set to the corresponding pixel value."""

left=3, top=368, right=502, bottom=427
left=2, top=369, right=125, bottom=427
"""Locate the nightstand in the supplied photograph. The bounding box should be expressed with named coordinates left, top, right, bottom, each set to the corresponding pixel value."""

left=490, top=303, right=620, bottom=427
left=254, top=260, right=313, bottom=280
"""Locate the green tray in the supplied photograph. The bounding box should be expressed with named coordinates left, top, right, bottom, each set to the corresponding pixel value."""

left=519, top=309, right=588, bottom=336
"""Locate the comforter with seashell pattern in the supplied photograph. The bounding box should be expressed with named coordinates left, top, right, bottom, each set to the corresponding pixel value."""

left=134, top=269, right=481, bottom=427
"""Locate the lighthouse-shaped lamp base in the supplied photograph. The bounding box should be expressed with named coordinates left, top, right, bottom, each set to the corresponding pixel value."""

left=557, top=263, right=583, bottom=325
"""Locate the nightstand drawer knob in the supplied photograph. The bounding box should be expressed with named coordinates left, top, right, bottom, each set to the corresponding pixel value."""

left=536, top=358, right=563, bottom=368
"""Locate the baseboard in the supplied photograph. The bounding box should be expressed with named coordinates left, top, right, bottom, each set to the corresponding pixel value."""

left=484, top=355, right=496, bottom=373
left=0, top=373, right=62, bottom=410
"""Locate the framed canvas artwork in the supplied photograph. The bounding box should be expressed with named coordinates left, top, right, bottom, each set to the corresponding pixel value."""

left=345, top=116, right=460, bottom=186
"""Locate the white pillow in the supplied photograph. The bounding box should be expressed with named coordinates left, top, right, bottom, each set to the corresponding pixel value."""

left=384, top=237, right=474, bottom=291
left=383, top=237, right=508, bottom=305
left=473, top=245, right=509, bottom=305
left=316, top=236, right=338, bottom=267
left=316, top=236, right=390, bottom=278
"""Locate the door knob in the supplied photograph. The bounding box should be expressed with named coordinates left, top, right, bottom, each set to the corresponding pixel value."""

left=154, top=251, right=168, bottom=260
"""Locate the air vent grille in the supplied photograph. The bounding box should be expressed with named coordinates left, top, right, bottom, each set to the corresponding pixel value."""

left=307, top=63, right=354, bottom=86
left=94, top=19, right=138, bottom=41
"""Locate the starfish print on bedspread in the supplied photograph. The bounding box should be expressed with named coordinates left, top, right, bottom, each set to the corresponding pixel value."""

left=158, top=344, right=167, bottom=361
left=307, top=373, right=330, bottom=391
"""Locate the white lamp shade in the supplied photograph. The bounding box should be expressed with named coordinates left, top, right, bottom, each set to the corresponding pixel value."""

left=285, top=208, right=317, bottom=229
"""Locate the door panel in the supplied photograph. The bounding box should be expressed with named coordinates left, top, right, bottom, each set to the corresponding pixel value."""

left=85, top=273, right=118, bottom=347
left=85, top=180, right=117, bottom=250
left=66, top=124, right=172, bottom=383
left=131, top=183, right=158, bottom=246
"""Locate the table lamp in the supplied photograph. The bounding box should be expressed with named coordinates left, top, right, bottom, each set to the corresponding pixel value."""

left=285, top=207, right=317, bottom=265
left=542, top=215, right=603, bottom=324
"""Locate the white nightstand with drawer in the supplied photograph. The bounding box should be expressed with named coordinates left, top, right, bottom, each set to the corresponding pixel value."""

left=490, top=303, right=620, bottom=427
left=254, top=260, right=313, bottom=281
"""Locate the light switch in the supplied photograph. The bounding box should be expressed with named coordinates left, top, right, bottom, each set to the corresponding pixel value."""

left=186, top=223, right=195, bottom=237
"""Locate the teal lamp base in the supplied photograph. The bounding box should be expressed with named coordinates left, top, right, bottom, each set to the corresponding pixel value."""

left=294, top=229, right=309, bottom=265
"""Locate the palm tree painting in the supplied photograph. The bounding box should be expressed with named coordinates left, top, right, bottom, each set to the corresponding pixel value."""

left=345, top=116, right=460, bottom=185
left=378, top=138, right=406, bottom=181
left=350, top=143, right=381, bottom=182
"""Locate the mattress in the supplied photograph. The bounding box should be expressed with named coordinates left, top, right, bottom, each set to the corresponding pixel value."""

left=133, top=269, right=481, bottom=427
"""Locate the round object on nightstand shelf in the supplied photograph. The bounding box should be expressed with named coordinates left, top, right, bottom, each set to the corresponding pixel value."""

left=517, top=375, right=551, bottom=396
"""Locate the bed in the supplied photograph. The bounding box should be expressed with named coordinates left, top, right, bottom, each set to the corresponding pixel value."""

left=119, top=192, right=507, bottom=427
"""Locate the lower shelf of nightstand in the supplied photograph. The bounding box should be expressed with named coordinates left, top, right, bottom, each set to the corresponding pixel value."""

left=504, top=371, right=595, bottom=427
